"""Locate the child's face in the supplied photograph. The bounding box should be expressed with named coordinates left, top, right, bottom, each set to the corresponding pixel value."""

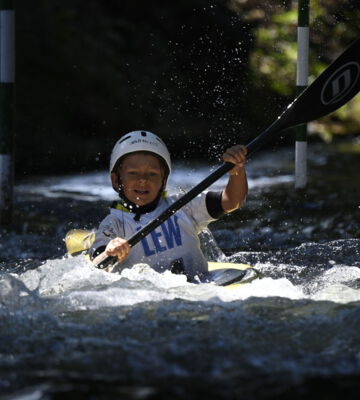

left=112, top=152, right=165, bottom=206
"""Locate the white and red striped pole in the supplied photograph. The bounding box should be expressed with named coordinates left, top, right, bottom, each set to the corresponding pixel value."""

left=295, top=0, right=309, bottom=189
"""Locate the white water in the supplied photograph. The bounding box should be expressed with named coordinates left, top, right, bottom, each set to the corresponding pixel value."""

left=2, top=246, right=359, bottom=315
left=1, top=257, right=302, bottom=310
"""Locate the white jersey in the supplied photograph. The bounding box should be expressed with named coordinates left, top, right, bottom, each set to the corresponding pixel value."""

left=91, top=192, right=219, bottom=280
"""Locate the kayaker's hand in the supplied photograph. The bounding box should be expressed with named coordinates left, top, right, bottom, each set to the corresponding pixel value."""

left=105, top=237, right=130, bottom=262
left=222, top=145, right=247, bottom=176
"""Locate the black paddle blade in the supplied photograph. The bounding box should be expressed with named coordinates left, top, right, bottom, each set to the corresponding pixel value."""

left=289, top=37, right=360, bottom=125
left=205, top=268, right=260, bottom=286
left=247, top=37, right=360, bottom=154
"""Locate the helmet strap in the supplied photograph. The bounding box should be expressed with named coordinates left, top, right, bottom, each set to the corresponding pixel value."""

left=115, top=183, right=166, bottom=222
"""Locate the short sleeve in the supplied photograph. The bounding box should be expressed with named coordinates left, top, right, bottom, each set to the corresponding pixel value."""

left=205, top=191, right=225, bottom=219
left=172, top=191, right=216, bottom=232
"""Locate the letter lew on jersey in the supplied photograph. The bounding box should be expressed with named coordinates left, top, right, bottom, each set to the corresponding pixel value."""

left=138, top=215, right=183, bottom=256
left=321, top=61, right=360, bottom=105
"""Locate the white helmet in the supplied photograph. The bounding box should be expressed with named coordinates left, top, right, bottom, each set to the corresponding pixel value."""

left=109, top=130, right=171, bottom=176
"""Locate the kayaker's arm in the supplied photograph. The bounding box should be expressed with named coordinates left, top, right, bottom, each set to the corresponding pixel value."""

left=221, top=145, right=248, bottom=213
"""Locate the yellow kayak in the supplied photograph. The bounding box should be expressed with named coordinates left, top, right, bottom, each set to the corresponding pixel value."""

left=65, top=229, right=260, bottom=287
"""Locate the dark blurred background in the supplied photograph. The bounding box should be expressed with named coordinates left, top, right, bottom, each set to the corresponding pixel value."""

left=15, top=0, right=359, bottom=175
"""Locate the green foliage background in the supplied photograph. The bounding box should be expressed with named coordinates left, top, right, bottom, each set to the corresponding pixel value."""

left=242, top=0, right=360, bottom=141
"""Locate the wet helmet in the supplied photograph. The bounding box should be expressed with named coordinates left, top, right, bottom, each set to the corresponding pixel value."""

left=109, top=130, right=171, bottom=178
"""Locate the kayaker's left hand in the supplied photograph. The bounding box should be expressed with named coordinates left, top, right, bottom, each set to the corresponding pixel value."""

left=222, top=145, right=247, bottom=176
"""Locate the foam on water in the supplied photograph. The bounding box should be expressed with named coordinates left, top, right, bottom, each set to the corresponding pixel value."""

left=2, top=252, right=358, bottom=315
left=309, top=266, right=360, bottom=303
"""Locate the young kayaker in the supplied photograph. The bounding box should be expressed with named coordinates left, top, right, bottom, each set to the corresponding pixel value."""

left=90, top=130, right=248, bottom=281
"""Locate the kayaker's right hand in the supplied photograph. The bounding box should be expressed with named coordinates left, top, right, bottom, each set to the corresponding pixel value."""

left=105, top=237, right=130, bottom=262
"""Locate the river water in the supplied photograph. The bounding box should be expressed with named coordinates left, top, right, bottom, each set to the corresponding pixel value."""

left=1, top=143, right=360, bottom=399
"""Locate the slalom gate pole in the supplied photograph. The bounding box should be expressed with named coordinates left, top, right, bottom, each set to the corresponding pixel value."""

left=295, top=0, right=309, bottom=189
left=0, top=0, right=15, bottom=225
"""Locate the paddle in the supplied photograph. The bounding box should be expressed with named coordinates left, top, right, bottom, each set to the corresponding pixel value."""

left=95, top=37, right=360, bottom=269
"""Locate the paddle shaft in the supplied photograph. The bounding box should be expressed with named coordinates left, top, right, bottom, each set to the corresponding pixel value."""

left=95, top=38, right=360, bottom=269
